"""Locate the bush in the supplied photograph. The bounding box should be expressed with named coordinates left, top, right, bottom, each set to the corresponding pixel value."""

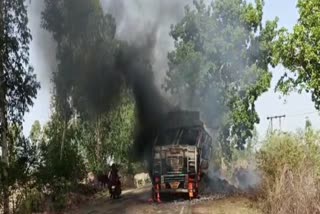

left=257, top=133, right=305, bottom=181
left=263, top=161, right=320, bottom=214
left=257, top=132, right=320, bottom=214
left=72, top=183, right=98, bottom=195
left=50, top=192, right=68, bottom=212
left=16, top=188, right=46, bottom=214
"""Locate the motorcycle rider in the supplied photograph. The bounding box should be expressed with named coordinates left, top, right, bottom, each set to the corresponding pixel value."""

left=108, top=163, right=121, bottom=197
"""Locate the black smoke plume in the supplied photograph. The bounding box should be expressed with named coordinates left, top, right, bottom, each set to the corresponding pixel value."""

left=115, top=36, right=172, bottom=162
left=99, top=0, right=194, bottom=161
left=102, top=0, right=193, bottom=87
left=37, top=0, right=189, bottom=163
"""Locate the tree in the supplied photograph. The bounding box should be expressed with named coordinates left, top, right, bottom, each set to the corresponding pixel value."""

left=164, top=0, right=278, bottom=157
left=30, top=121, right=41, bottom=144
left=37, top=114, right=85, bottom=189
left=81, top=88, right=136, bottom=173
left=0, top=1, right=40, bottom=213
left=42, top=0, right=121, bottom=161
left=305, top=117, right=312, bottom=131
left=274, top=0, right=320, bottom=110
left=41, top=0, right=119, bottom=118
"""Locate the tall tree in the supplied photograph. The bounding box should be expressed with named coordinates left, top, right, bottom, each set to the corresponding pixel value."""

left=37, top=114, right=85, bottom=189
left=80, top=88, right=136, bottom=173
left=0, top=0, right=40, bottom=213
left=274, top=0, right=320, bottom=110
left=164, top=0, right=278, bottom=157
left=42, top=0, right=121, bottom=161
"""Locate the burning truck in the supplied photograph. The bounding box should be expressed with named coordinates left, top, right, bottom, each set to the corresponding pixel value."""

left=151, top=111, right=212, bottom=201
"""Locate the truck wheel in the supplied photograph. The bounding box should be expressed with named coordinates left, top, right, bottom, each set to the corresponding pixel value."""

left=194, top=189, right=199, bottom=199
left=152, top=187, right=156, bottom=201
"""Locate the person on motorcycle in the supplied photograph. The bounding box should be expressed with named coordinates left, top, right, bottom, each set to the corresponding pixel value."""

left=108, top=164, right=121, bottom=196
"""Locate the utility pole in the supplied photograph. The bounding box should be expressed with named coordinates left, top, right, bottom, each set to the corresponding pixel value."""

left=267, top=116, right=273, bottom=132
left=267, top=115, right=286, bottom=132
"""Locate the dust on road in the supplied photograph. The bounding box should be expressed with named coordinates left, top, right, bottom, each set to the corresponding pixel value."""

left=66, top=186, right=261, bottom=214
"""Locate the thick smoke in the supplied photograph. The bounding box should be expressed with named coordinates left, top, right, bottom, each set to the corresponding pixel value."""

left=36, top=0, right=194, bottom=163
left=233, top=162, right=261, bottom=191
left=100, top=0, right=194, bottom=161
left=101, top=0, right=192, bottom=89
left=28, top=0, right=56, bottom=90
left=115, top=38, right=170, bottom=162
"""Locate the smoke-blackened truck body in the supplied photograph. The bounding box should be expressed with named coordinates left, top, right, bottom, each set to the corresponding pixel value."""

left=151, top=111, right=212, bottom=201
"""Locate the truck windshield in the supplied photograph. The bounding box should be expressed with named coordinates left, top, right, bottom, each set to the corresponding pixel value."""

left=179, top=128, right=200, bottom=145
left=157, top=129, right=179, bottom=145
left=156, top=128, right=201, bottom=146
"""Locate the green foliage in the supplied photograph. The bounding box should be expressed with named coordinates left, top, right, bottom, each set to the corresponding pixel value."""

left=274, top=0, right=320, bottom=109
left=37, top=115, right=86, bottom=187
left=81, top=89, right=136, bottom=173
left=0, top=126, right=33, bottom=203
left=8, top=126, right=38, bottom=185
left=257, top=133, right=305, bottom=181
left=42, top=0, right=120, bottom=119
left=257, top=126, right=320, bottom=182
left=164, top=0, right=278, bottom=157
left=27, top=116, right=87, bottom=212
left=30, top=94, right=135, bottom=210
left=15, top=188, right=45, bottom=214
left=0, top=1, right=39, bottom=212
left=105, top=90, right=136, bottom=164
left=39, top=1, right=140, bottom=210
left=29, top=120, right=41, bottom=145
left=41, top=0, right=133, bottom=177
left=257, top=127, right=320, bottom=213
left=0, top=125, right=41, bottom=213
left=0, top=0, right=40, bottom=124
left=210, top=141, right=223, bottom=173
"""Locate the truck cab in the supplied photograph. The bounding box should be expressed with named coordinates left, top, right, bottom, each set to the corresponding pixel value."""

left=151, top=111, right=212, bottom=201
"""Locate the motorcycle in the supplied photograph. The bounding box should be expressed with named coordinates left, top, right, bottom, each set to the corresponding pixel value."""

left=109, top=177, right=121, bottom=199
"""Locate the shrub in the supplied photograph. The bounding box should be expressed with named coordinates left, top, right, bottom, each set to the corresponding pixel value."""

left=16, top=188, right=46, bottom=214
left=257, top=133, right=305, bottom=182
left=50, top=192, right=68, bottom=212
left=260, top=159, right=320, bottom=214
left=257, top=132, right=320, bottom=214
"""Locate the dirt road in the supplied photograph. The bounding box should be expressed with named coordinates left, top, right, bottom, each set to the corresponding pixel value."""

left=67, top=186, right=261, bottom=214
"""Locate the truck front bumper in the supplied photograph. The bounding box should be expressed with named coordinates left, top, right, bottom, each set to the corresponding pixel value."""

left=158, top=188, right=189, bottom=193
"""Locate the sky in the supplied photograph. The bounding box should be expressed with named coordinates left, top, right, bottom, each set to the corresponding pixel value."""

left=22, top=0, right=320, bottom=138
left=23, top=0, right=53, bottom=137
left=255, top=0, right=320, bottom=137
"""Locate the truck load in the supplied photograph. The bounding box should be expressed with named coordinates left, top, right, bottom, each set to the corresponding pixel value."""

left=151, top=111, right=212, bottom=202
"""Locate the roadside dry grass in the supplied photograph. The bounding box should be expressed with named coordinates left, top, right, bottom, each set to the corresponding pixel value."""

left=257, top=132, right=320, bottom=214
left=260, top=162, right=320, bottom=214
left=192, top=196, right=261, bottom=214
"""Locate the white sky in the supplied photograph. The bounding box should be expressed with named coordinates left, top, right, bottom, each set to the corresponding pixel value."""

left=255, top=0, right=320, bottom=137
left=22, top=0, right=320, bottom=138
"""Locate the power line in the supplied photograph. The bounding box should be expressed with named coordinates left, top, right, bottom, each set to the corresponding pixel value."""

left=285, top=111, right=318, bottom=118
left=265, top=111, right=319, bottom=133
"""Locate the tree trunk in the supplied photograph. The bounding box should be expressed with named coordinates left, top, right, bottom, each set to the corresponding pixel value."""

left=0, top=0, right=9, bottom=213
left=95, top=117, right=102, bottom=170
left=0, top=89, right=9, bottom=214
left=60, top=115, right=67, bottom=160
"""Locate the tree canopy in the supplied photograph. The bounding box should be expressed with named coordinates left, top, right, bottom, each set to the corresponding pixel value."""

left=274, top=0, right=320, bottom=110
left=42, top=0, right=121, bottom=120
left=0, top=0, right=40, bottom=123
left=164, top=0, right=278, bottom=153
left=0, top=1, right=40, bottom=213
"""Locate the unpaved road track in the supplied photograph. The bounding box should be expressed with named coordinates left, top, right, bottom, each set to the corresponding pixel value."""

left=67, top=186, right=261, bottom=214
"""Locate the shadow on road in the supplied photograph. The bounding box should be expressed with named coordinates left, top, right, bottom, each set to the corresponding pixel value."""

left=68, top=186, right=156, bottom=214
